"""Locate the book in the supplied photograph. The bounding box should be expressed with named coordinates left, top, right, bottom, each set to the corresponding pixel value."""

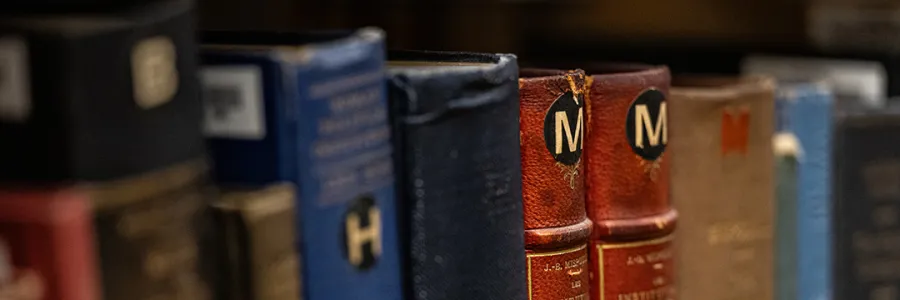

left=774, top=82, right=835, bottom=300
left=200, top=28, right=402, bottom=300
left=387, top=50, right=527, bottom=300
left=518, top=68, right=592, bottom=300
left=774, top=131, right=801, bottom=300
left=88, top=161, right=214, bottom=300
left=580, top=64, right=677, bottom=300
left=211, top=183, right=301, bottom=300
left=0, top=0, right=204, bottom=182
left=0, top=188, right=99, bottom=300
left=832, top=103, right=900, bottom=300
left=669, top=76, right=776, bottom=300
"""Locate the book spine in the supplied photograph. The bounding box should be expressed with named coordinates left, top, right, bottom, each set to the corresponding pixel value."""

left=0, top=189, right=99, bottom=300
left=293, top=29, right=402, bottom=300
left=774, top=132, right=800, bottom=300
left=211, top=183, right=301, bottom=300
left=519, top=69, right=592, bottom=300
left=670, top=76, right=776, bottom=300
left=386, top=51, right=527, bottom=300
left=778, top=85, right=834, bottom=300
left=833, top=113, right=900, bottom=299
left=90, top=162, right=213, bottom=300
left=582, top=65, right=677, bottom=300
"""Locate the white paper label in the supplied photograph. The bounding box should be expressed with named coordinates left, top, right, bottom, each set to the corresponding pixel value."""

left=200, top=66, right=266, bottom=139
left=741, top=55, right=887, bottom=108
left=0, top=37, right=30, bottom=123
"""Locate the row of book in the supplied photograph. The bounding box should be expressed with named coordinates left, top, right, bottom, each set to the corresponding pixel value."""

left=2, top=1, right=899, bottom=300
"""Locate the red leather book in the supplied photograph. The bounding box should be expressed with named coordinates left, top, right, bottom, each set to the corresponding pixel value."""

left=519, top=69, right=593, bottom=300
left=582, top=64, right=677, bottom=300
left=0, top=188, right=99, bottom=300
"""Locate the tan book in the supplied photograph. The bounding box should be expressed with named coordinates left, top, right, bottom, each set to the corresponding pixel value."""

left=669, top=76, right=776, bottom=300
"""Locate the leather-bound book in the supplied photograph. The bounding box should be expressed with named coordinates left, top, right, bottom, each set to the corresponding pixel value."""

left=88, top=161, right=214, bottom=300
left=669, top=76, right=776, bottom=300
left=387, top=51, right=527, bottom=300
left=519, top=68, right=592, bottom=300
left=773, top=82, right=835, bottom=300
left=0, top=0, right=204, bottom=182
left=0, top=188, right=99, bottom=300
left=210, top=183, right=301, bottom=300
left=201, top=29, right=402, bottom=300
left=832, top=103, right=900, bottom=300
left=580, top=64, right=677, bottom=300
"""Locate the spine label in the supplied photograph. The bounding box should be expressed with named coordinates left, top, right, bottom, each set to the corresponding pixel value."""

left=592, top=236, right=675, bottom=300
left=527, top=244, right=589, bottom=300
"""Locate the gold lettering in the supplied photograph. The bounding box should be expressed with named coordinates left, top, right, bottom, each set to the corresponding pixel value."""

left=345, top=207, right=382, bottom=266
left=555, top=108, right=583, bottom=154
left=706, top=222, right=771, bottom=246
left=132, top=36, right=179, bottom=109
left=615, top=286, right=672, bottom=300
left=634, top=103, right=667, bottom=149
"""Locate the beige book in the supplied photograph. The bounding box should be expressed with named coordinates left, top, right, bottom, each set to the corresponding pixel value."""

left=670, top=76, right=776, bottom=300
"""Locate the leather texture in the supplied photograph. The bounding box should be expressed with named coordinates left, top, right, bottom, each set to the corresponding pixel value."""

left=670, top=76, right=775, bottom=300
left=203, top=29, right=403, bottom=300
left=519, top=69, right=591, bottom=300
left=0, top=188, right=99, bottom=300
left=774, top=83, right=833, bottom=300
left=579, top=64, right=677, bottom=300
left=0, top=0, right=205, bottom=183
left=388, top=51, right=527, bottom=300
left=832, top=103, right=900, bottom=300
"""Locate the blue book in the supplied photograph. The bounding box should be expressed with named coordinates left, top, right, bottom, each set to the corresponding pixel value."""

left=199, top=28, right=402, bottom=300
left=775, top=82, right=834, bottom=300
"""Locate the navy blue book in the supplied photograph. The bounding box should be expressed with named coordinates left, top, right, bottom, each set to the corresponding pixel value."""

left=200, top=28, right=402, bottom=300
left=774, top=82, right=834, bottom=300
left=833, top=102, right=900, bottom=300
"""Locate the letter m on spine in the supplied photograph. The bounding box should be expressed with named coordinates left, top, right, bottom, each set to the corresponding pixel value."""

left=635, top=103, right=667, bottom=148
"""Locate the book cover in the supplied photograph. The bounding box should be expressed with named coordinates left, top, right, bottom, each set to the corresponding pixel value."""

left=775, top=82, right=834, bottom=300
left=211, top=183, right=301, bottom=300
left=201, top=28, right=402, bottom=300
left=832, top=103, right=900, bottom=300
left=518, top=68, right=592, bottom=300
left=387, top=51, right=527, bottom=300
left=0, top=0, right=204, bottom=182
left=0, top=188, right=99, bottom=300
left=670, top=76, right=776, bottom=300
left=580, top=64, right=677, bottom=300
left=87, top=161, right=214, bottom=300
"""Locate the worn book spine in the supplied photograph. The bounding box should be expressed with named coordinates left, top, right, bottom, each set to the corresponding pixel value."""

left=774, top=132, right=800, bottom=300
left=89, top=161, right=214, bottom=300
left=211, top=183, right=301, bottom=300
left=833, top=106, right=900, bottom=300
left=201, top=28, right=402, bottom=300
left=775, top=83, right=834, bottom=300
left=387, top=51, right=527, bottom=300
left=519, top=69, right=592, bottom=300
left=670, top=76, right=776, bottom=300
left=0, top=188, right=99, bottom=300
left=0, top=0, right=204, bottom=182
left=581, top=64, right=677, bottom=300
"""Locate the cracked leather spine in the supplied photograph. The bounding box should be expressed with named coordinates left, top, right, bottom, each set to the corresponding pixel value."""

left=387, top=50, right=527, bottom=300
left=670, top=76, right=776, bottom=300
left=519, top=69, right=592, bottom=300
left=581, top=64, right=677, bottom=300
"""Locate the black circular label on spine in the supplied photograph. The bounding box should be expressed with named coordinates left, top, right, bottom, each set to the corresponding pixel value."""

left=543, top=91, right=584, bottom=165
left=340, top=194, right=381, bottom=271
left=625, top=88, right=667, bottom=160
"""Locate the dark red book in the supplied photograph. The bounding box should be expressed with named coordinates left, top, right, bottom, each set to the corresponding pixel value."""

left=0, top=188, right=99, bottom=300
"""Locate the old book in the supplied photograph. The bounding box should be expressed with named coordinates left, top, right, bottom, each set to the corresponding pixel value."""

left=211, top=183, right=300, bottom=300
left=88, top=161, right=214, bottom=300
left=201, top=29, right=402, bottom=300
left=670, top=76, right=776, bottom=300
left=519, top=68, right=592, bottom=300
left=580, top=64, right=676, bottom=300
left=832, top=103, right=900, bottom=300
left=387, top=51, right=527, bottom=300
left=0, top=188, right=99, bottom=300
left=774, top=82, right=835, bottom=300
left=0, top=0, right=204, bottom=182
